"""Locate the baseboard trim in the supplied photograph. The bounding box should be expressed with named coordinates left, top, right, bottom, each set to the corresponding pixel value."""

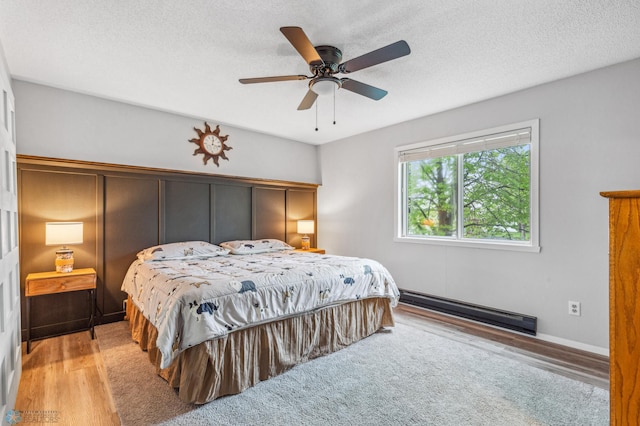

left=21, top=317, right=92, bottom=341
left=100, top=311, right=126, bottom=324
left=536, top=332, right=609, bottom=357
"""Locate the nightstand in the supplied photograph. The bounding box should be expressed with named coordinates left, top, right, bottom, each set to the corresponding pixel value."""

left=293, top=248, right=326, bottom=254
left=25, top=267, right=97, bottom=354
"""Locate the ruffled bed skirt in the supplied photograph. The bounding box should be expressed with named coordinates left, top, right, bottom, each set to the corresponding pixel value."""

left=126, top=296, right=395, bottom=404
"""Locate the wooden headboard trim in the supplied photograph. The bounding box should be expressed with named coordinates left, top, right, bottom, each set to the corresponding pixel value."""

left=17, top=154, right=319, bottom=189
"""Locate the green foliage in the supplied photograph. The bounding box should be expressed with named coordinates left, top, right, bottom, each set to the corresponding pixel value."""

left=463, top=145, right=530, bottom=240
left=406, top=156, right=457, bottom=236
left=405, top=144, right=530, bottom=241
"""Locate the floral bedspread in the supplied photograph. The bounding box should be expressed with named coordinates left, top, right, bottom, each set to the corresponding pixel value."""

left=121, top=251, right=399, bottom=368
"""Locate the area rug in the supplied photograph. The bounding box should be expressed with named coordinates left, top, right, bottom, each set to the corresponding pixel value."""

left=96, top=318, right=609, bottom=425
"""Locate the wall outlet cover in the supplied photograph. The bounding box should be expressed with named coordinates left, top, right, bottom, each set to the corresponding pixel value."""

left=568, top=301, right=581, bottom=316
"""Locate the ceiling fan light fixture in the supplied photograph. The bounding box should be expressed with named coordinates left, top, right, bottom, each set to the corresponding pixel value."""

left=239, top=26, right=411, bottom=114
left=310, top=78, right=340, bottom=96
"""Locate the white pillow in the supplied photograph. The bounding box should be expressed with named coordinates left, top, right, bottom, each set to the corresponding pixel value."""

left=137, top=241, right=229, bottom=261
left=219, top=239, right=293, bottom=255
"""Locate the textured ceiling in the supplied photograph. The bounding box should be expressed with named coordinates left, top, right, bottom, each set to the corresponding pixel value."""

left=1, top=1, right=639, bottom=145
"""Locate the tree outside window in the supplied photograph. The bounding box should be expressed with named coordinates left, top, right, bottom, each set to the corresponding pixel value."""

left=397, top=121, right=538, bottom=250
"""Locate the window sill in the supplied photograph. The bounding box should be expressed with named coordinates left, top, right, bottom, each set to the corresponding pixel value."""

left=394, top=236, right=541, bottom=253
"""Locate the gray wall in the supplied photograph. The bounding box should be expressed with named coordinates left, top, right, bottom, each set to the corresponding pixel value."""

left=14, top=80, right=320, bottom=184
left=12, top=80, right=322, bottom=339
left=14, top=58, right=640, bottom=354
left=318, top=57, right=640, bottom=354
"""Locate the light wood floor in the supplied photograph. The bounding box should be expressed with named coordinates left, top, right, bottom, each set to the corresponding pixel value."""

left=15, top=306, right=609, bottom=425
left=15, top=331, right=120, bottom=426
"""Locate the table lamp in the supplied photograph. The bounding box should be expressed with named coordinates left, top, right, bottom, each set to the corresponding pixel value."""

left=45, top=222, right=83, bottom=273
left=297, top=220, right=315, bottom=250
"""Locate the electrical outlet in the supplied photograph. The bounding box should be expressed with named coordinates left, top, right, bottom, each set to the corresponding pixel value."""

left=568, top=301, right=581, bottom=316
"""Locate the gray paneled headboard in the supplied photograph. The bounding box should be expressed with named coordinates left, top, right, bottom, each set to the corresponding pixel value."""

left=17, top=155, right=318, bottom=338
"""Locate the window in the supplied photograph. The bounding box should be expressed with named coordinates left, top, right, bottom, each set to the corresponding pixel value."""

left=395, top=120, right=539, bottom=251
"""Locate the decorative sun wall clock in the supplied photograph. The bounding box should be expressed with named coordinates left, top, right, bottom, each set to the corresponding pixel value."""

left=189, top=122, right=232, bottom=166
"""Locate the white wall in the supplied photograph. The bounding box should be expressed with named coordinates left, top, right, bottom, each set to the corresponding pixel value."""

left=318, top=58, right=640, bottom=354
left=14, top=81, right=320, bottom=184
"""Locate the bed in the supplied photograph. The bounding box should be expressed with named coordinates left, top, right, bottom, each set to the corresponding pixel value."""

left=121, top=240, right=399, bottom=404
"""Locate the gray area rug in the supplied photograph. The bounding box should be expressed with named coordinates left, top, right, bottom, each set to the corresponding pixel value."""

left=96, top=318, right=609, bottom=425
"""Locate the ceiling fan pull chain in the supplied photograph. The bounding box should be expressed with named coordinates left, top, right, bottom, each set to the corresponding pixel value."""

left=333, top=86, right=336, bottom=125
left=315, top=100, right=319, bottom=131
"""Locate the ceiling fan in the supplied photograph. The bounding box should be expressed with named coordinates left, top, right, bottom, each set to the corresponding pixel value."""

left=239, top=26, right=411, bottom=110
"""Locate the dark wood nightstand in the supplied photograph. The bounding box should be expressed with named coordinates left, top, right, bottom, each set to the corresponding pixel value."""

left=293, top=248, right=326, bottom=254
left=25, top=267, right=97, bottom=353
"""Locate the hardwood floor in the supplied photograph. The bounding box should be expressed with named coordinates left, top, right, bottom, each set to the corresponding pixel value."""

left=14, top=306, right=609, bottom=425
left=15, top=331, right=120, bottom=426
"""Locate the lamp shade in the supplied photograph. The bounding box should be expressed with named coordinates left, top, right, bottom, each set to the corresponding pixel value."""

left=45, top=222, right=83, bottom=246
left=297, top=220, right=315, bottom=235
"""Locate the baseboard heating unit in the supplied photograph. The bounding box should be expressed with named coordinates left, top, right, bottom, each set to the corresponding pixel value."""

left=399, top=290, right=537, bottom=335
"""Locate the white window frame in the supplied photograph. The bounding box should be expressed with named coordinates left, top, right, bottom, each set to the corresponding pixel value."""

left=394, top=119, right=540, bottom=252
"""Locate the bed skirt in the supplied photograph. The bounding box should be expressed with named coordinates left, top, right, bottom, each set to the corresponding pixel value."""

left=126, top=296, right=395, bottom=404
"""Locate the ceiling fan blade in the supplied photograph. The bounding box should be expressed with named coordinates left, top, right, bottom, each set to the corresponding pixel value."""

left=297, top=89, right=318, bottom=110
left=340, top=40, right=411, bottom=73
left=280, top=26, right=324, bottom=66
left=341, top=79, right=388, bottom=100
left=239, top=75, right=308, bottom=84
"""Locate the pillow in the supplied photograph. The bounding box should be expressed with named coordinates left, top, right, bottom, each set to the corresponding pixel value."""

left=137, top=241, right=229, bottom=261
left=219, top=239, right=293, bottom=255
